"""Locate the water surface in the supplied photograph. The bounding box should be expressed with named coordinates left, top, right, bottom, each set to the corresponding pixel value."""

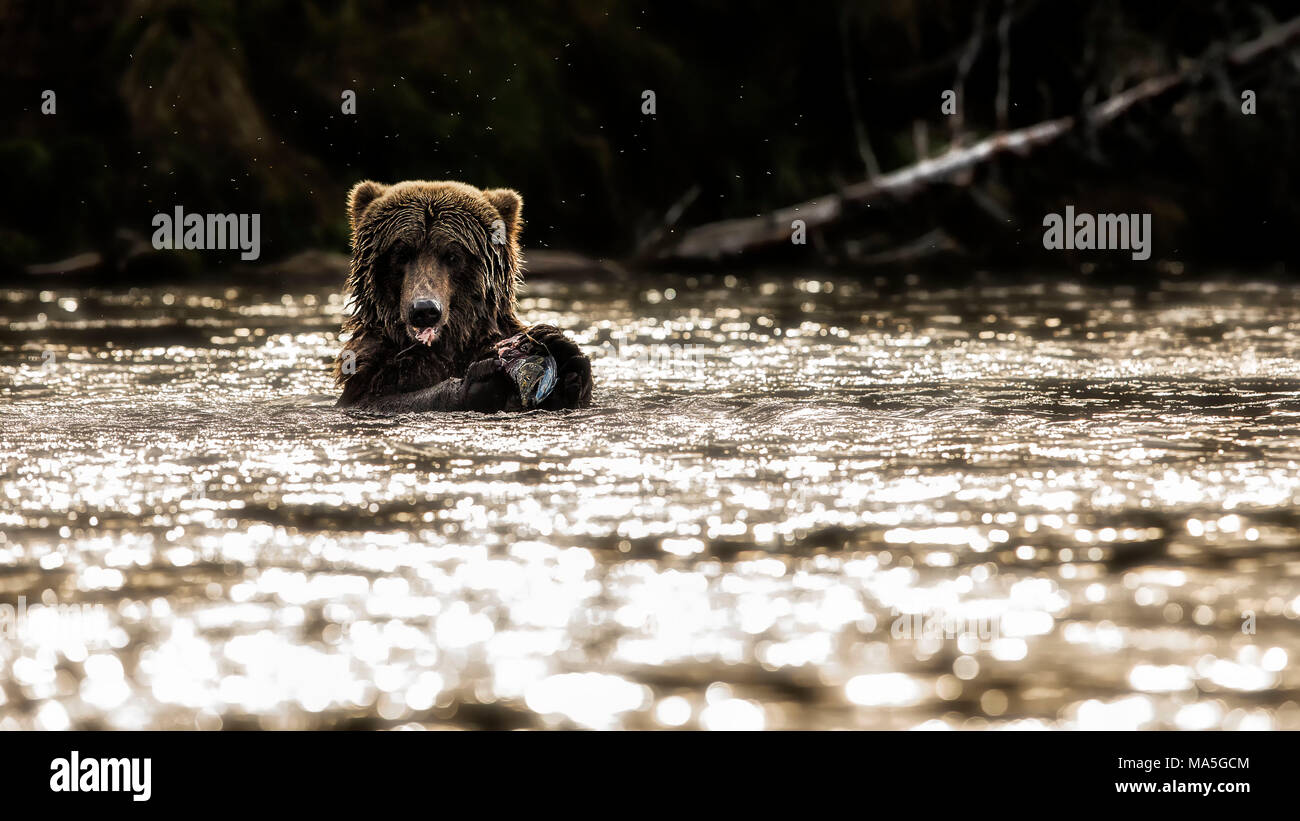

left=2, top=273, right=1299, bottom=730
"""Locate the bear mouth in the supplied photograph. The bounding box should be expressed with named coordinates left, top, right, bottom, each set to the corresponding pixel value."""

left=411, top=325, right=439, bottom=346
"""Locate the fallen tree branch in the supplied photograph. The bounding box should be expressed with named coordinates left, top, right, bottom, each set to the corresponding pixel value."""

left=650, top=14, right=1300, bottom=264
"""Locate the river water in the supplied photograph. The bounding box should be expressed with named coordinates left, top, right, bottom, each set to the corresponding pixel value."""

left=1, top=273, right=1298, bottom=730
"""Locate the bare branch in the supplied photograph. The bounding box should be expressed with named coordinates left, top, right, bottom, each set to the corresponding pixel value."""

left=952, top=1, right=989, bottom=144
left=996, top=0, right=1014, bottom=129
left=840, top=3, right=881, bottom=179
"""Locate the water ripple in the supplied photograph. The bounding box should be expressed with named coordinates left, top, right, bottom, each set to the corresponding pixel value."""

left=0, top=276, right=1298, bottom=729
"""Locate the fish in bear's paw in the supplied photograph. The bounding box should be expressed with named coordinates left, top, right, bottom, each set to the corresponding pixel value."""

left=495, top=331, right=558, bottom=410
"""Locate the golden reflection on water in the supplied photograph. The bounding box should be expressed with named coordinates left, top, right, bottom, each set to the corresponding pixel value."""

left=1, top=276, right=1299, bottom=729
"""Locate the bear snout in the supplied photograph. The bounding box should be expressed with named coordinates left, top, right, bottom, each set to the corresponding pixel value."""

left=409, top=297, right=443, bottom=329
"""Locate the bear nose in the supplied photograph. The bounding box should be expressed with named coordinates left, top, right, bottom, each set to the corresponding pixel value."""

left=409, top=298, right=442, bottom=328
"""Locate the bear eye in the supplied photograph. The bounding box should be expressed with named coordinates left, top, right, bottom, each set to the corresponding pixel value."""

left=443, top=247, right=465, bottom=269
left=388, top=241, right=414, bottom=263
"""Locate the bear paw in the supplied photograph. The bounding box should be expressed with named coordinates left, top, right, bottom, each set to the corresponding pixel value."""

left=526, top=325, right=593, bottom=410
left=459, top=357, right=514, bottom=412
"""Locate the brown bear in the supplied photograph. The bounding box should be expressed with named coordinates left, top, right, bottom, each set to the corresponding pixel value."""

left=333, top=180, right=593, bottom=412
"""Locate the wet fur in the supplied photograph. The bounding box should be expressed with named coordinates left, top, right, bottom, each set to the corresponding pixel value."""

left=334, top=180, right=535, bottom=410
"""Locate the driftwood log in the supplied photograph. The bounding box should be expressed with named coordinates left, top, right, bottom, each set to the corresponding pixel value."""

left=647, top=15, right=1300, bottom=265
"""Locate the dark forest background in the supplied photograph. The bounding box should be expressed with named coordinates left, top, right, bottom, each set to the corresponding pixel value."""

left=2, top=0, right=1299, bottom=278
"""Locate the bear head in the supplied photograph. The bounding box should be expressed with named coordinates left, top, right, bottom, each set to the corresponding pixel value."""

left=336, top=180, right=527, bottom=390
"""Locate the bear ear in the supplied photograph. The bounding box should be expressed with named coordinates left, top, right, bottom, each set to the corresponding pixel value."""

left=348, top=181, right=388, bottom=230
left=483, top=188, right=523, bottom=243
